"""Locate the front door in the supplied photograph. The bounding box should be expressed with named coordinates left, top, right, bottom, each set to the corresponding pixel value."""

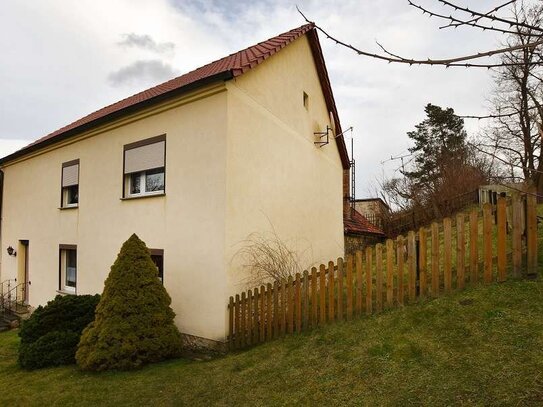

left=18, top=240, right=29, bottom=303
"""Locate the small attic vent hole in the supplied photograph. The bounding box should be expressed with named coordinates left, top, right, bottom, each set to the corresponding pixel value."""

left=303, top=92, right=309, bottom=110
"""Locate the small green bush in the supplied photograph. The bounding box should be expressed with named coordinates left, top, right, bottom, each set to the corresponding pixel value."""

left=18, top=294, right=100, bottom=369
left=76, top=234, right=183, bottom=371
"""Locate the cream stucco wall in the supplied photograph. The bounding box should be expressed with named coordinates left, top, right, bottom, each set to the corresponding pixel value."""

left=1, top=84, right=229, bottom=341
left=0, top=34, right=345, bottom=343
left=224, top=35, right=345, bottom=295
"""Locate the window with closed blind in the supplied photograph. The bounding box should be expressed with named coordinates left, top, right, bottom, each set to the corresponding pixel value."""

left=61, top=159, right=79, bottom=208
left=123, top=135, right=166, bottom=198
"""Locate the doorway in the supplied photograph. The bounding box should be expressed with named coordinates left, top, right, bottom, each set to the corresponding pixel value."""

left=17, top=240, right=29, bottom=304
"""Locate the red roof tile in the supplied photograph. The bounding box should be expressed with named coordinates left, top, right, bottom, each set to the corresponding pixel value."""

left=1, top=23, right=349, bottom=167
left=344, top=207, right=385, bottom=236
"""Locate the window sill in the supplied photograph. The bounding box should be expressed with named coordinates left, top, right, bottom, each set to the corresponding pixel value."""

left=56, top=289, right=76, bottom=296
left=121, top=192, right=165, bottom=201
left=58, top=205, right=78, bottom=210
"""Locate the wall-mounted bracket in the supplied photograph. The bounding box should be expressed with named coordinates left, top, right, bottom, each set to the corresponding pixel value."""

left=314, top=125, right=332, bottom=147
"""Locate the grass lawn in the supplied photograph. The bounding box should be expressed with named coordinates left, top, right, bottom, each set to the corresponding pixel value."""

left=1, top=279, right=543, bottom=406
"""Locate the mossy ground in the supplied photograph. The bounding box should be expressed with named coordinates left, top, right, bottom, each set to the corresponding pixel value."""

left=1, top=279, right=542, bottom=406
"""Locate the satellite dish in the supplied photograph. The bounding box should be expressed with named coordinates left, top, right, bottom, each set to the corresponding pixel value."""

left=329, top=111, right=336, bottom=136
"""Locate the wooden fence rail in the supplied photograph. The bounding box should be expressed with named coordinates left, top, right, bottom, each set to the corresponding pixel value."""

left=228, top=192, right=538, bottom=350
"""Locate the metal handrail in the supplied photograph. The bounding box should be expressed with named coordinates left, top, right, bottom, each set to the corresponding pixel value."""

left=0, top=282, right=26, bottom=315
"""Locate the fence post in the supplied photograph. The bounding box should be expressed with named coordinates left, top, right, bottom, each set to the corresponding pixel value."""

left=526, top=187, right=538, bottom=277
left=375, top=244, right=383, bottom=312
left=419, top=227, right=427, bottom=298
left=294, top=275, right=301, bottom=333
left=346, top=256, right=354, bottom=320
left=247, top=290, right=253, bottom=346
left=469, top=209, right=479, bottom=284
left=287, top=278, right=294, bottom=334
left=397, top=235, right=404, bottom=305
left=319, top=264, right=326, bottom=324
left=443, top=218, right=452, bottom=293
left=302, top=270, right=309, bottom=330
left=235, top=294, right=241, bottom=349
left=228, top=296, right=234, bottom=350
left=365, top=246, right=373, bottom=315
left=355, top=251, right=363, bottom=315
left=456, top=213, right=465, bottom=289
left=512, top=194, right=523, bottom=278
left=273, top=283, right=278, bottom=339
left=497, top=197, right=507, bottom=282
left=483, top=203, right=493, bottom=284
left=254, top=287, right=260, bottom=343
left=240, top=292, right=246, bottom=348
left=266, top=283, right=273, bottom=339
left=337, top=258, right=344, bottom=320
left=386, top=239, right=394, bottom=307
left=260, top=285, right=266, bottom=341
left=407, top=231, right=416, bottom=301
left=431, top=223, right=440, bottom=296
left=280, top=280, right=287, bottom=337
left=328, top=261, right=335, bottom=322
left=310, top=268, right=317, bottom=327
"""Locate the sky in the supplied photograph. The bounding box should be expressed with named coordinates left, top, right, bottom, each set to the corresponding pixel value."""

left=0, top=0, right=507, bottom=197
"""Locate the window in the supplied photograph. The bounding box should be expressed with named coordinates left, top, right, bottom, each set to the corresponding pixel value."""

left=303, top=91, right=309, bottom=110
left=61, top=160, right=79, bottom=207
left=150, top=249, right=164, bottom=283
left=123, top=135, right=166, bottom=198
left=59, top=245, right=77, bottom=293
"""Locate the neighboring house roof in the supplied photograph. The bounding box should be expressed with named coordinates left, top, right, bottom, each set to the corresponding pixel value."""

left=344, top=207, right=385, bottom=236
left=0, top=23, right=349, bottom=168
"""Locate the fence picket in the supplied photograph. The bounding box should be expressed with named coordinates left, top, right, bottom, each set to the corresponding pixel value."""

left=228, top=296, right=234, bottom=349
left=260, top=285, right=266, bottom=341
left=266, top=283, right=273, bottom=340
left=443, top=218, right=452, bottom=293
left=337, top=258, right=344, bottom=320
left=386, top=239, right=394, bottom=307
left=431, top=222, right=439, bottom=296
left=272, top=283, right=278, bottom=339
left=280, top=280, right=286, bottom=337
left=512, top=194, right=522, bottom=278
left=295, top=273, right=302, bottom=333
left=483, top=203, right=493, bottom=284
left=247, top=290, right=253, bottom=346
left=407, top=231, right=416, bottom=301
left=376, top=244, right=383, bottom=312
left=419, top=227, right=427, bottom=297
left=241, top=292, right=247, bottom=348
left=254, top=287, right=260, bottom=343
left=397, top=235, right=404, bottom=305
left=302, top=270, right=309, bottom=330
left=470, top=209, right=479, bottom=283
left=235, top=294, right=241, bottom=349
left=346, top=256, right=354, bottom=320
left=366, top=246, right=373, bottom=314
left=356, top=251, right=363, bottom=314
left=319, top=264, right=327, bottom=324
left=287, top=277, right=294, bottom=334
left=527, top=188, right=538, bottom=277
left=497, top=197, right=507, bottom=282
left=328, top=261, right=335, bottom=322
left=310, top=267, right=317, bottom=327
left=456, top=213, right=465, bottom=289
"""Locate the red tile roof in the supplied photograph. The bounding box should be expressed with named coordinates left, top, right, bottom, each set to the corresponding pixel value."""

left=1, top=23, right=349, bottom=168
left=344, top=207, right=385, bottom=236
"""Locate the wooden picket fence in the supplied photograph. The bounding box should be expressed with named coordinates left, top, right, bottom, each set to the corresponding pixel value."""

left=228, top=191, right=539, bottom=350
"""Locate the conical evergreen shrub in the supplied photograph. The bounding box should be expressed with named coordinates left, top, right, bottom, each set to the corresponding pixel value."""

left=76, top=234, right=182, bottom=371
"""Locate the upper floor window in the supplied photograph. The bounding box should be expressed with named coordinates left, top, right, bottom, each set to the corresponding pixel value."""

left=123, top=135, right=166, bottom=198
left=61, top=160, right=79, bottom=208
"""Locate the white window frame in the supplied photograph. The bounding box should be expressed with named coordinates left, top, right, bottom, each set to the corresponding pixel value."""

left=62, top=185, right=79, bottom=208
left=125, top=167, right=165, bottom=197
left=59, top=246, right=77, bottom=294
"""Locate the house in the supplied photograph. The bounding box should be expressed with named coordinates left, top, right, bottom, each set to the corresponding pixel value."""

left=353, top=197, right=390, bottom=230
left=0, top=24, right=351, bottom=348
left=344, top=207, right=385, bottom=256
